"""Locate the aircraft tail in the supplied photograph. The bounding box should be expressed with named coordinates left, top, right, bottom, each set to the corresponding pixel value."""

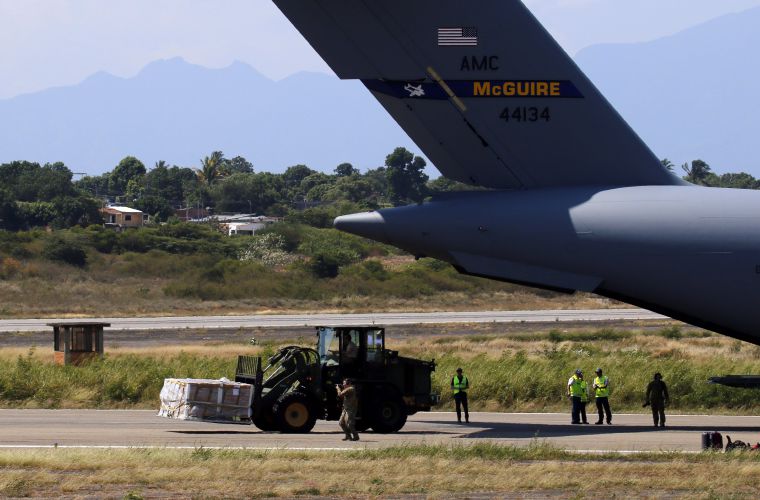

left=273, top=0, right=679, bottom=189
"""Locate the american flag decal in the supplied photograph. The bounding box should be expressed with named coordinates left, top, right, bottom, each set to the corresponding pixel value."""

left=438, top=27, right=478, bottom=46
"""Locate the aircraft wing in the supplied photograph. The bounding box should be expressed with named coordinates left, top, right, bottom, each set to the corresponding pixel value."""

left=273, top=0, right=679, bottom=189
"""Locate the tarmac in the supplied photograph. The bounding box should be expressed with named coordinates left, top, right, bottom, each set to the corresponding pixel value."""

left=0, top=410, right=756, bottom=452
left=0, top=308, right=664, bottom=332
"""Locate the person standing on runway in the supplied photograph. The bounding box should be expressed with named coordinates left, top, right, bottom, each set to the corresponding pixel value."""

left=567, top=369, right=585, bottom=424
left=451, top=367, right=470, bottom=423
left=645, top=372, right=670, bottom=428
left=337, top=378, right=360, bottom=441
left=579, top=374, right=590, bottom=424
left=593, top=367, right=612, bottom=425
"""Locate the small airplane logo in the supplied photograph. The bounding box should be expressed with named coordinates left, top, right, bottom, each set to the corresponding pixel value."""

left=404, top=83, right=426, bottom=97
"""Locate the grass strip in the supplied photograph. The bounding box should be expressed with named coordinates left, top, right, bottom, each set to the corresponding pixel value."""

left=0, top=443, right=759, bottom=498
left=2, top=327, right=760, bottom=413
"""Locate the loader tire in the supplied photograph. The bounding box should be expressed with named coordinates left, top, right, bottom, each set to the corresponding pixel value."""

left=370, top=395, right=407, bottom=433
left=354, top=419, right=371, bottom=432
left=275, top=392, right=317, bottom=433
left=253, top=408, right=278, bottom=432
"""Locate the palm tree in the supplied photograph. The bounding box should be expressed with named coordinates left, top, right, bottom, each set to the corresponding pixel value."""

left=195, top=151, right=228, bottom=186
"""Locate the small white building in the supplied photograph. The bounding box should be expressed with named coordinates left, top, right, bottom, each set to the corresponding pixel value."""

left=214, top=214, right=281, bottom=236
left=226, top=221, right=269, bottom=236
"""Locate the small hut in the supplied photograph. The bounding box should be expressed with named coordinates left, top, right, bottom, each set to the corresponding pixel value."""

left=47, top=321, right=110, bottom=366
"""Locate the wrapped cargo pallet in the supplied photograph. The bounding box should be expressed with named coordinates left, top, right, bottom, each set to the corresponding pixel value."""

left=158, top=378, right=253, bottom=423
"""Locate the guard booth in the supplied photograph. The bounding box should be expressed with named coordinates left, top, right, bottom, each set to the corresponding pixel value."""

left=47, top=321, right=110, bottom=366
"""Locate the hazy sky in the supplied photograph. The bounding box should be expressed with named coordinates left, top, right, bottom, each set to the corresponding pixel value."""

left=1, top=0, right=760, bottom=99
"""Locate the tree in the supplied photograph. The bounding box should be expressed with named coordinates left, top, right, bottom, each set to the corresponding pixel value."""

left=363, top=167, right=389, bottom=201
left=109, top=156, right=146, bottom=196
left=385, top=147, right=429, bottom=204
left=16, top=201, right=56, bottom=228
left=144, top=163, right=196, bottom=208
left=0, top=188, right=21, bottom=230
left=660, top=158, right=674, bottom=172
left=717, top=172, right=759, bottom=189
left=283, top=165, right=316, bottom=188
left=76, top=173, right=111, bottom=198
left=209, top=172, right=285, bottom=214
left=681, top=159, right=716, bottom=186
left=335, top=162, right=358, bottom=177
left=427, top=176, right=482, bottom=194
left=196, top=151, right=228, bottom=187
left=51, top=196, right=103, bottom=228
left=135, top=195, right=173, bottom=221
left=125, top=178, right=145, bottom=203
left=0, top=161, right=76, bottom=202
left=224, top=156, right=254, bottom=174
left=323, top=176, right=375, bottom=204
left=302, top=173, right=336, bottom=203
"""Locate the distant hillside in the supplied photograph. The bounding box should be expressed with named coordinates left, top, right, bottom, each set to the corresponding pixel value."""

left=2, top=6, right=760, bottom=177
left=575, top=6, right=760, bottom=175
left=0, top=58, right=417, bottom=175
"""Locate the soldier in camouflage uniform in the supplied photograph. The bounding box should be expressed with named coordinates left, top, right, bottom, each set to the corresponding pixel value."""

left=337, top=378, right=359, bottom=441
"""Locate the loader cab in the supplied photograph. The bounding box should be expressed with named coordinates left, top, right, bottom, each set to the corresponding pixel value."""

left=317, top=326, right=385, bottom=378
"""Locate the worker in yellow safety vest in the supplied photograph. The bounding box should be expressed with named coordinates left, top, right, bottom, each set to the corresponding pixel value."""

left=567, top=369, right=585, bottom=424
left=579, top=377, right=590, bottom=424
left=451, top=367, right=470, bottom=423
left=593, top=367, right=613, bottom=425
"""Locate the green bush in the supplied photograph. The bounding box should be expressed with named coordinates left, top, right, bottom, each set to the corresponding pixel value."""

left=257, top=222, right=313, bottom=252
left=308, top=252, right=351, bottom=278
left=298, top=228, right=376, bottom=260
left=114, top=225, right=236, bottom=257
left=238, top=233, right=295, bottom=267
left=87, top=226, right=118, bottom=253
left=42, top=235, right=87, bottom=267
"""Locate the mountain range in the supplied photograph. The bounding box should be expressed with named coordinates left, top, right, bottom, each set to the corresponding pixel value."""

left=575, top=6, right=760, bottom=175
left=1, top=7, right=759, bottom=177
left=0, top=59, right=416, bottom=175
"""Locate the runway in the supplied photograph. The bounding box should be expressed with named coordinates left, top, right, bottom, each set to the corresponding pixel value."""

left=0, top=410, right=755, bottom=452
left=0, top=308, right=664, bottom=332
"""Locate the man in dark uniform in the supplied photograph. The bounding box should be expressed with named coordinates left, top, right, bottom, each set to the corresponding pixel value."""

left=337, top=378, right=359, bottom=440
left=451, top=368, right=470, bottom=423
left=645, top=372, right=670, bottom=428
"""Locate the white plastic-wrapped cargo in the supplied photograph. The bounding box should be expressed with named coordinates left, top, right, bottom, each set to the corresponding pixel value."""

left=158, top=378, right=253, bottom=423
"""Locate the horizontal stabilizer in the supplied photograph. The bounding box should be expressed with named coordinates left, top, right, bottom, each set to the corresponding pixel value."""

left=273, top=0, right=680, bottom=189
left=708, top=376, right=760, bottom=389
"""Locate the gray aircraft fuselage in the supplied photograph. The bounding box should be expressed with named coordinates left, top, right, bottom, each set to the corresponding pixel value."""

left=335, top=185, right=760, bottom=343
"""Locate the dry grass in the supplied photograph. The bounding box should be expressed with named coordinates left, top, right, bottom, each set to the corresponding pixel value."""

left=0, top=285, right=618, bottom=318
left=0, top=252, right=623, bottom=318
left=0, top=445, right=757, bottom=498
left=2, top=325, right=759, bottom=413
left=388, top=328, right=756, bottom=363
left=0, top=344, right=263, bottom=361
